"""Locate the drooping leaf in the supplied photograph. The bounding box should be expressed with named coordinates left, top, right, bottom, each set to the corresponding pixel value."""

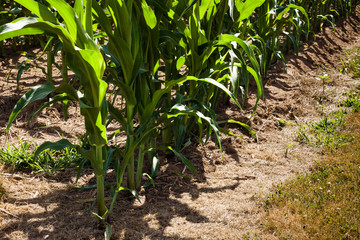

left=168, top=146, right=198, bottom=175
left=27, top=93, right=73, bottom=123
left=14, top=0, right=58, bottom=23
left=34, top=139, right=78, bottom=160
left=7, top=81, right=55, bottom=134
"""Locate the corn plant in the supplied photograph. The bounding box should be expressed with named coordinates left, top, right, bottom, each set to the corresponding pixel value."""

left=93, top=0, right=244, bottom=192
left=2, top=0, right=359, bottom=236
left=0, top=0, right=109, bottom=224
left=297, top=0, right=357, bottom=31
left=149, top=0, right=264, bottom=153
left=252, top=0, right=309, bottom=77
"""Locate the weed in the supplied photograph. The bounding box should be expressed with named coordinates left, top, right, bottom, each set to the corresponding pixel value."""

left=0, top=139, right=82, bottom=174
left=316, top=73, right=330, bottom=100
left=296, top=110, right=352, bottom=150
left=347, top=48, right=360, bottom=78
left=343, top=90, right=360, bottom=112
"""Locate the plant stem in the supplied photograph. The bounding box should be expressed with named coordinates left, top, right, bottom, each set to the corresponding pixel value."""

left=96, top=175, right=106, bottom=218
left=46, top=50, right=53, bottom=82
left=162, top=92, right=172, bottom=148
left=127, top=107, right=135, bottom=190
left=127, top=150, right=135, bottom=190
left=135, top=142, right=145, bottom=189
left=61, top=50, right=68, bottom=83
left=95, top=146, right=107, bottom=224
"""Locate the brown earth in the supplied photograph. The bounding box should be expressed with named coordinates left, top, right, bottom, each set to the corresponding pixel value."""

left=1, top=9, right=360, bottom=240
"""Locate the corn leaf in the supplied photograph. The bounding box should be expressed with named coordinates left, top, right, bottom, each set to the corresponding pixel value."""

left=27, top=93, right=73, bottom=124
left=6, top=81, right=55, bottom=134
left=143, top=76, right=242, bottom=122
left=168, top=146, right=198, bottom=175
left=34, top=139, right=78, bottom=160
left=236, top=0, right=266, bottom=22
left=14, top=0, right=58, bottom=23
left=0, top=18, right=45, bottom=40
left=141, top=0, right=157, bottom=29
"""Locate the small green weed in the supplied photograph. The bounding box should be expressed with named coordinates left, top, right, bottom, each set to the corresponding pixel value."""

left=343, top=89, right=360, bottom=112
left=316, top=73, right=330, bottom=100
left=0, top=139, right=82, bottom=174
left=296, top=110, right=352, bottom=149
left=347, top=48, right=360, bottom=78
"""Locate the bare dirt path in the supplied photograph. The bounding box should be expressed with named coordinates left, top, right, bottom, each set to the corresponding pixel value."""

left=1, top=9, right=360, bottom=240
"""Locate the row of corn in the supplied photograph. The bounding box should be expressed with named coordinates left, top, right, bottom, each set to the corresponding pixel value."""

left=0, top=0, right=357, bottom=231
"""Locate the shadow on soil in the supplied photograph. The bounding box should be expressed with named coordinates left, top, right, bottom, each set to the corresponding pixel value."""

left=0, top=153, right=244, bottom=239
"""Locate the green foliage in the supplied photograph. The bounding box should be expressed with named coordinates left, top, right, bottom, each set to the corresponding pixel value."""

left=0, top=139, right=82, bottom=174
left=347, top=48, right=360, bottom=78
left=297, top=83, right=360, bottom=149
left=296, top=110, right=353, bottom=149
left=343, top=85, right=360, bottom=111
left=1, top=0, right=359, bottom=235
left=0, top=0, right=109, bottom=223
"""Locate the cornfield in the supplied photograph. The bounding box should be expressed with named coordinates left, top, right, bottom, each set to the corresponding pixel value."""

left=0, top=0, right=358, bottom=235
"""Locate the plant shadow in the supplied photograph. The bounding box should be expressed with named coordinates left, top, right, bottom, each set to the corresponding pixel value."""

left=0, top=153, right=244, bottom=239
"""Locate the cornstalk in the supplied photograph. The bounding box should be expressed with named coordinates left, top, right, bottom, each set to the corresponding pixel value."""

left=95, top=146, right=107, bottom=219
left=162, top=41, right=175, bottom=148
left=46, top=44, right=53, bottom=82
left=61, top=50, right=68, bottom=83
left=135, top=142, right=145, bottom=189
left=148, top=136, right=157, bottom=172
left=126, top=106, right=135, bottom=190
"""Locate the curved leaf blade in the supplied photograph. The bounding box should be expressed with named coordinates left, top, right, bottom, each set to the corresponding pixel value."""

left=34, top=139, right=78, bottom=160
left=6, top=81, right=55, bottom=134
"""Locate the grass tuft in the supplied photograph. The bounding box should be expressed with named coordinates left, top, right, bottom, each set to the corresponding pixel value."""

left=0, top=139, right=83, bottom=175
left=296, top=109, right=353, bottom=150
left=343, top=87, right=360, bottom=112
left=348, top=48, right=360, bottom=78
left=264, top=112, right=360, bottom=239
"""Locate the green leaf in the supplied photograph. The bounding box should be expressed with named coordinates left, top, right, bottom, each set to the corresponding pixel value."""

left=179, top=0, right=199, bottom=19
left=168, top=103, right=222, bottom=153
left=7, top=82, right=55, bottom=134
left=105, top=225, right=112, bottom=240
left=80, top=106, right=108, bottom=146
left=34, top=139, right=78, bottom=160
left=218, top=119, right=257, bottom=139
left=0, top=19, right=75, bottom=50
left=176, top=56, right=186, bottom=70
left=46, top=0, right=80, bottom=43
left=0, top=18, right=45, bottom=41
left=143, top=76, right=242, bottom=122
left=116, top=187, right=141, bottom=202
left=108, top=103, right=127, bottom=127
left=14, top=0, right=58, bottom=23
left=236, top=0, right=266, bottom=22
left=27, top=93, right=73, bottom=124
left=219, top=127, right=243, bottom=138
left=168, top=146, right=198, bottom=175
left=141, top=0, right=157, bottom=29
left=54, top=83, right=79, bottom=100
